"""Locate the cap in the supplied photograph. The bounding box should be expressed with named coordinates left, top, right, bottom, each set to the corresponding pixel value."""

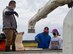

left=52, top=29, right=58, bottom=33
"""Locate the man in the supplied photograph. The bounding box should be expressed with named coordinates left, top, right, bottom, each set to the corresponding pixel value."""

left=35, top=27, right=51, bottom=49
left=2, top=0, right=19, bottom=51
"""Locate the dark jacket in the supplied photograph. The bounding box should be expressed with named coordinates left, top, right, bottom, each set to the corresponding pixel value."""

left=3, top=6, right=17, bottom=30
left=35, top=32, right=51, bottom=49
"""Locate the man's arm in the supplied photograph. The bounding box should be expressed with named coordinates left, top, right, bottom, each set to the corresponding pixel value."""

left=48, top=36, right=51, bottom=49
left=5, top=11, right=19, bottom=17
left=35, top=34, right=40, bottom=43
left=59, top=38, right=63, bottom=49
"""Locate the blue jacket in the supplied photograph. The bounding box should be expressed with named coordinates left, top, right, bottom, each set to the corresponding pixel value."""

left=35, top=32, right=51, bottom=49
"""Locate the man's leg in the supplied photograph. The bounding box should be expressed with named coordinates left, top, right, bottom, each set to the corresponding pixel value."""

left=12, top=30, right=17, bottom=51
left=3, top=29, right=13, bottom=51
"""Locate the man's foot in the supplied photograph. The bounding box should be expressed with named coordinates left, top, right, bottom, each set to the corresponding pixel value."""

left=12, top=45, right=16, bottom=51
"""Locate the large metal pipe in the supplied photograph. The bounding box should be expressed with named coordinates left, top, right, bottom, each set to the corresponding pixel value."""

left=28, top=0, right=73, bottom=33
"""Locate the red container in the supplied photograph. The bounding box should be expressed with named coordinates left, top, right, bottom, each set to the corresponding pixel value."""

left=0, top=40, right=6, bottom=51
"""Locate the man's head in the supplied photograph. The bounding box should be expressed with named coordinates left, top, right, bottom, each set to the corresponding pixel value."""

left=8, top=0, right=16, bottom=9
left=43, top=27, right=49, bottom=34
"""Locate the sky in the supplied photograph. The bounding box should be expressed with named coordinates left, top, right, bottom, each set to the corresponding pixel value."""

left=0, top=0, right=71, bottom=40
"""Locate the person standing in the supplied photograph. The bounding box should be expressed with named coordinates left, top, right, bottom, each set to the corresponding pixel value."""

left=35, top=27, right=51, bottom=49
left=2, top=0, right=19, bottom=51
left=50, top=29, right=63, bottom=49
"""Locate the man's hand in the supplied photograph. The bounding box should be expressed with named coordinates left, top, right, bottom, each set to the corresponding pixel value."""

left=14, top=11, right=19, bottom=17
